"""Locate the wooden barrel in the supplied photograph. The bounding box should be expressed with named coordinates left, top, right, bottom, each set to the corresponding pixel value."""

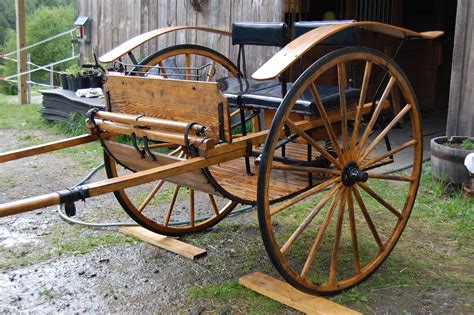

left=430, top=136, right=474, bottom=185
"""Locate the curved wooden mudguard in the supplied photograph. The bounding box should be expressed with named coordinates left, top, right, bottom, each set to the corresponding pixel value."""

left=252, top=21, right=444, bottom=80
left=98, top=26, right=231, bottom=63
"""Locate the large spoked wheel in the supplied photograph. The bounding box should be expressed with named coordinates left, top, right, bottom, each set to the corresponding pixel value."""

left=134, top=44, right=239, bottom=81
left=104, top=146, right=238, bottom=236
left=103, top=45, right=240, bottom=236
left=257, top=47, right=422, bottom=295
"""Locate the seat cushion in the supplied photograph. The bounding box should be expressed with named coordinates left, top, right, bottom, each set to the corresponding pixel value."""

left=219, top=77, right=360, bottom=115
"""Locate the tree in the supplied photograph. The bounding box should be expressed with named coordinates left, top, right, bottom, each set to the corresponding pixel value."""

left=1, top=5, right=76, bottom=91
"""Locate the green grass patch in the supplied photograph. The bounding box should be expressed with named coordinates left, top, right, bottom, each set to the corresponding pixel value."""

left=188, top=280, right=286, bottom=314
left=0, top=103, right=44, bottom=129
left=0, top=176, right=15, bottom=187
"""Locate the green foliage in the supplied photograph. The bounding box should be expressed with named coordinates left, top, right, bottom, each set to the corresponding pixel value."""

left=46, top=112, right=89, bottom=136
left=1, top=4, right=76, bottom=93
left=188, top=280, right=284, bottom=314
left=65, top=64, right=85, bottom=77
left=461, top=138, right=474, bottom=150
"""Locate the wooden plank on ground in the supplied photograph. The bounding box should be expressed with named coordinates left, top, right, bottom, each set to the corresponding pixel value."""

left=239, top=272, right=361, bottom=315
left=119, top=226, right=206, bottom=260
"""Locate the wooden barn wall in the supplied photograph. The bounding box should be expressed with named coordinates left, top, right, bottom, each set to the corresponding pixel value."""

left=447, top=0, right=474, bottom=137
left=76, top=0, right=284, bottom=74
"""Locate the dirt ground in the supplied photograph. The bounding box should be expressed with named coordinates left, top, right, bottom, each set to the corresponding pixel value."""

left=1, top=127, right=473, bottom=314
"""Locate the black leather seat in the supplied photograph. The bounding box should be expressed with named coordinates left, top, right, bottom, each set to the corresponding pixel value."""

left=219, top=77, right=360, bottom=115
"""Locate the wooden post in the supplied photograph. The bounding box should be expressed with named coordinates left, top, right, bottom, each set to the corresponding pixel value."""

left=446, top=0, right=474, bottom=137
left=26, top=53, right=31, bottom=103
left=15, top=0, right=28, bottom=104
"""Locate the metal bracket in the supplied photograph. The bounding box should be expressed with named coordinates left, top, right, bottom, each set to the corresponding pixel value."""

left=57, top=187, right=89, bottom=217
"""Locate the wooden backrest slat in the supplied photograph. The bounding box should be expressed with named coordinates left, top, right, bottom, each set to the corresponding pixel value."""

left=104, top=72, right=232, bottom=142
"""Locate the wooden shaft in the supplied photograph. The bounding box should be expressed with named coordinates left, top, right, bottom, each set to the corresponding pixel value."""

left=0, top=147, right=246, bottom=217
left=0, top=193, right=60, bottom=217
left=0, top=134, right=97, bottom=164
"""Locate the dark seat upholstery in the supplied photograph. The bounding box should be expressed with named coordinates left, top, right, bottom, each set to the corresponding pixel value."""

left=232, top=22, right=288, bottom=47
left=219, top=77, right=360, bottom=115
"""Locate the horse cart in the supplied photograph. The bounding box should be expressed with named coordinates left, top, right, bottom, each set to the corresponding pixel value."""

left=0, top=21, right=442, bottom=295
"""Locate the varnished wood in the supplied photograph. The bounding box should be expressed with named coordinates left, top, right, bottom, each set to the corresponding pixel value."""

left=337, top=63, right=349, bottom=162
left=280, top=184, right=340, bottom=254
left=252, top=21, right=443, bottom=80
left=119, top=226, right=207, bottom=260
left=357, top=76, right=397, bottom=153
left=0, top=134, right=97, bottom=164
left=350, top=61, right=372, bottom=161
left=309, top=84, right=344, bottom=163
left=98, top=26, right=231, bottom=63
left=347, top=190, right=361, bottom=274
left=239, top=272, right=361, bottom=314
left=351, top=186, right=384, bottom=250
left=357, top=183, right=403, bottom=219
left=301, top=187, right=343, bottom=278
left=359, top=103, right=412, bottom=162
left=329, top=188, right=347, bottom=285
left=104, top=72, right=232, bottom=142
left=257, top=48, right=423, bottom=294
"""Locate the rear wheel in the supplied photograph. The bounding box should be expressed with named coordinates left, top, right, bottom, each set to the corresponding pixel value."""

left=257, top=47, right=422, bottom=294
left=104, top=45, right=240, bottom=236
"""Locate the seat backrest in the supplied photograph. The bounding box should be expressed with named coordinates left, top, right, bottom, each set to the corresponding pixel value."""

left=104, top=72, right=232, bottom=143
left=292, top=20, right=358, bottom=45
left=232, top=22, right=288, bottom=47
left=231, top=22, right=288, bottom=78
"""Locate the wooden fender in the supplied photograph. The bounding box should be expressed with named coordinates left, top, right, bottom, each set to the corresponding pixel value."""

left=252, top=21, right=443, bottom=81
left=98, top=26, right=231, bottom=64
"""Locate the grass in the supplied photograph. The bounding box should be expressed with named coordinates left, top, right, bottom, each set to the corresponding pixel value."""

left=0, top=103, right=44, bottom=130
left=188, top=280, right=287, bottom=314
left=0, top=102, right=102, bottom=168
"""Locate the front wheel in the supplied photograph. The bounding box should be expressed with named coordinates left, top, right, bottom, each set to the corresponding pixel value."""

left=257, top=47, right=422, bottom=294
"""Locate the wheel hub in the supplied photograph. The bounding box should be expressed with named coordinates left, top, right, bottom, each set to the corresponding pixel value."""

left=342, top=162, right=368, bottom=186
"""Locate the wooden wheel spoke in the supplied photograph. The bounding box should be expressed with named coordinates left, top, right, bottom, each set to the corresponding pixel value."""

left=357, top=76, right=397, bottom=154
left=208, top=194, right=220, bottom=216
left=359, top=104, right=412, bottom=162
left=164, top=185, right=180, bottom=226
left=185, top=53, right=191, bottom=80
left=137, top=180, right=165, bottom=212
left=360, top=139, right=417, bottom=169
left=285, top=119, right=343, bottom=169
left=309, top=83, right=344, bottom=163
left=301, top=187, right=344, bottom=278
left=337, top=63, right=349, bottom=161
left=158, top=61, right=167, bottom=78
left=280, top=184, right=341, bottom=254
left=367, top=172, right=415, bottom=182
left=329, top=188, right=347, bottom=285
left=270, top=177, right=339, bottom=216
left=206, top=60, right=216, bottom=81
left=357, top=183, right=402, bottom=219
left=350, top=61, right=372, bottom=160
left=351, top=186, right=384, bottom=250
left=189, top=189, right=195, bottom=227
left=347, top=188, right=361, bottom=274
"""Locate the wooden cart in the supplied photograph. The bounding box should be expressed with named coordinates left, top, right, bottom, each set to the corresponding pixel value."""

left=0, top=21, right=442, bottom=295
